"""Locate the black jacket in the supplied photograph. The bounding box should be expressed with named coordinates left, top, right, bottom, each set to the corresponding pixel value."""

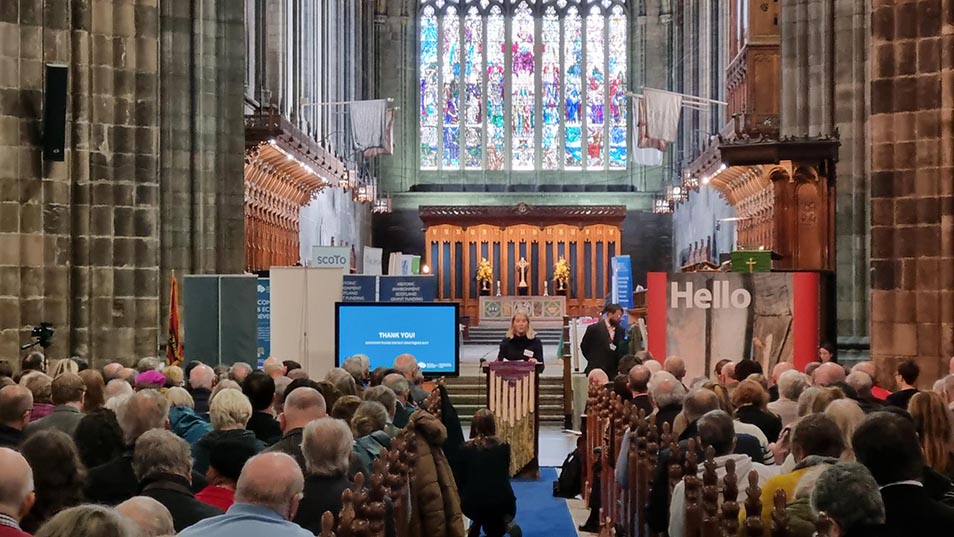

left=497, top=335, right=545, bottom=372
left=85, top=450, right=208, bottom=506
left=393, top=401, right=413, bottom=428
left=885, top=388, right=919, bottom=409
left=140, top=473, right=223, bottom=532
left=264, top=427, right=306, bottom=472
left=580, top=320, right=626, bottom=375
left=192, top=429, right=265, bottom=476
left=735, top=405, right=783, bottom=443
left=192, top=388, right=212, bottom=419
left=246, top=411, right=282, bottom=445
left=455, top=440, right=516, bottom=518
left=632, top=394, right=654, bottom=417
left=880, top=483, right=954, bottom=535
left=294, top=473, right=352, bottom=530
left=0, top=424, right=24, bottom=450
left=653, top=404, right=682, bottom=437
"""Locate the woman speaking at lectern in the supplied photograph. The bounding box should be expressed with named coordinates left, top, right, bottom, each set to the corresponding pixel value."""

left=497, top=311, right=544, bottom=372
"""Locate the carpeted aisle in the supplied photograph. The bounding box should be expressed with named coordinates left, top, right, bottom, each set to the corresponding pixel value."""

left=509, top=467, right=577, bottom=536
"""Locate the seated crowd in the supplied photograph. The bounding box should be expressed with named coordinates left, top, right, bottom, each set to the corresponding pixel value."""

left=582, top=351, right=954, bottom=536
left=0, top=352, right=518, bottom=537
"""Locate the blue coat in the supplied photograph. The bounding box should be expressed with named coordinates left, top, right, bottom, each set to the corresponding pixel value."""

left=170, top=406, right=212, bottom=446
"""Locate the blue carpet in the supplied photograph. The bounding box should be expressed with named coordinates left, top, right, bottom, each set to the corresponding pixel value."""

left=509, top=467, right=576, bottom=536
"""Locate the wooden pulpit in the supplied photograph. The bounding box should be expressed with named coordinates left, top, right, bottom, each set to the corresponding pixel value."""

left=485, top=361, right=540, bottom=478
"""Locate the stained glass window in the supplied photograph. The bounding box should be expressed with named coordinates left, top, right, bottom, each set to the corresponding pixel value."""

left=419, top=0, right=628, bottom=171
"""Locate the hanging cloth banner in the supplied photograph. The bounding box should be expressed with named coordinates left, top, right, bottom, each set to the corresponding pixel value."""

left=362, top=108, right=394, bottom=158
left=350, top=99, right=388, bottom=152
left=633, top=96, right=665, bottom=166
left=644, top=88, right=683, bottom=142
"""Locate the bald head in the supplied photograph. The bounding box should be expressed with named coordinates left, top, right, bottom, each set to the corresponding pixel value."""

left=189, top=364, right=215, bottom=390
left=394, top=354, right=423, bottom=385
left=0, top=385, right=33, bottom=429
left=235, top=452, right=305, bottom=519
left=280, top=387, right=326, bottom=431
left=105, top=378, right=134, bottom=402
left=772, top=361, right=795, bottom=383
left=263, top=357, right=287, bottom=379
left=628, top=365, right=651, bottom=394
left=103, top=363, right=124, bottom=381
left=684, top=388, right=721, bottom=424
left=0, top=448, right=34, bottom=522
left=813, top=362, right=846, bottom=387
left=588, top=368, right=609, bottom=387
left=663, top=356, right=686, bottom=381
left=115, top=496, right=174, bottom=537
left=721, top=362, right=737, bottom=385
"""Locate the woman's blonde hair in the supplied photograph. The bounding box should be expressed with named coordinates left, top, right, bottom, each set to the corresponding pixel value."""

left=50, top=359, right=79, bottom=378
left=209, top=388, right=252, bottom=430
left=909, top=391, right=954, bottom=475
left=164, top=387, right=194, bottom=409
left=33, top=505, right=137, bottom=537
left=824, top=398, right=865, bottom=460
left=506, top=311, right=535, bottom=339
left=162, top=365, right=184, bottom=387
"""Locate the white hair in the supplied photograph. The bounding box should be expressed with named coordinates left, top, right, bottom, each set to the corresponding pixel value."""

left=779, top=370, right=809, bottom=401
left=164, top=387, right=194, bottom=409
left=302, top=417, right=353, bottom=476
left=650, top=374, right=687, bottom=408
left=115, top=390, right=170, bottom=445
left=133, top=429, right=192, bottom=481
left=210, top=388, right=253, bottom=430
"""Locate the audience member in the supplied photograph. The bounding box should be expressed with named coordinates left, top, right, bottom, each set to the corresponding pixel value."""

left=19, top=430, right=86, bottom=533
left=370, top=366, right=399, bottom=387
left=364, top=385, right=400, bottom=436
left=669, top=410, right=777, bottom=537
left=908, top=391, right=954, bottom=480
left=457, top=409, right=518, bottom=537
left=242, top=371, right=282, bottom=444
left=24, top=372, right=85, bottom=437
left=0, top=385, right=32, bottom=449
left=942, top=375, right=954, bottom=411
left=189, top=364, right=216, bottom=418
left=166, top=386, right=212, bottom=446
left=193, top=388, right=264, bottom=476
left=0, top=448, right=34, bottom=537
left=325, top=368, right=358, bottom=397
left=804, top=362, right=822, bottom=381
left=104, top=378, right=134, bottom=406
left=213, top=364, right=230, bottom=382
left=33, top=505, right=138, bottom=537
left=313, top=380, right=342, bottom=411
left=617, top=354, right=639, bottom=377
left=644, top=359, right=662, bottom=376
left=134, top=429, right=222, bottom=531
left=19, top=372, right=54, bottom=422
left=210, top=379, right=241, bottom=402
left=732, top=378, right=782, bottom=442
left=115, top=496, right=175, bottom=537
left=720, top=361, right=738, bottom=388
left=823, top=398, right=865, bottom=460
left=85, top=389, right=172, bottom=505
left=649, top=372, right=686, bottom=435
left=102, top=363, right=124, bottom=382
left=287, top=369, right=309, bottom=381
left=810, top=462, right=890, bottom=537
left=383, top=373, right=414, bottom=427
left=117, top=368, right=138, bottom=385
left=811, top=386, right=847, bottom=413
left=757, top=413, right=844, bottom=525
left=394, top=353, right=429, bottom=405
left=162, top=365, right=184, bottom=388
left=342, top=355, right=370, bottom=391
left=263, top=357, right=287, bottom=380
left=351, top=401, right=391, bottom=476
left=77, top=369, right=105, bottom=413
left=854, top=411, right=954, bottom=534
left=272, top=376, right=292, bottom=415
left=228, top=362, right=253, bottom=384
left=135, top=370, right=166, bottom=391
left=663, top=356, right=687, bottom=387
left=813, top=362, right=847, bottom=387
left=628, top=365, right=653, bottom=416
left=733, top=359, right=763, bottom=382
left=180, top=452, right=312, bottom=537
left=612, top=374, right=632, bottom=403
left=21, top=352, right=47, bottom=376
left=712, top=359, right=731, bottom=383
left=196, top=440, right=260, bottom=511
left=136, top=357, right=161, bottom=373
left=768, top=370, right=806, bottom=428
left=49, top=359, right=78, bottom=379
left=282, top=360, right=303, bottom=375
left=73, top=408, right=125, bottom=469
left=768, top=361, right=795, bottom=402
left=846, top=370, right=883, bottom=413
left=294, top=418, right=354, bottom=531
left=886, top=360, right=920, bottom=409
left=331, top=395, right=361, bottom=423
left=266, top=386, right=326, bottom=471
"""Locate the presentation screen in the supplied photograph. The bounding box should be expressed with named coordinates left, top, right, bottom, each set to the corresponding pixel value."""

left=335, top=302, right=460, bottom=376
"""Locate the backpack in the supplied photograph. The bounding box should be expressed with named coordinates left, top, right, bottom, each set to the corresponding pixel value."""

left=552, top=447, right=582, bottom=498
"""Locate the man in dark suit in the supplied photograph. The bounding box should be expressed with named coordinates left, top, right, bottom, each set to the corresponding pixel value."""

left=581, top=304, right=626, bottom=375
left=0, top=385, right=32, bottom=450
left=854, top=411, right=954, bottom=534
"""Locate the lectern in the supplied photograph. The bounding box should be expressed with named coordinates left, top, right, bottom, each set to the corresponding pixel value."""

left=485, top=361, right=540, bottom=477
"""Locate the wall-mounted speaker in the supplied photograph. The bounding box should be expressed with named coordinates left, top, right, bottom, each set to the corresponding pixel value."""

left=43, top=64, right=68, bottom=161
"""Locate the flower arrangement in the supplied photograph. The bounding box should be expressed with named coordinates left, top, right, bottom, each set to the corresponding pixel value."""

left=476, top=258, right=493, bottom=291
left=554, top=257, right=570, bottom=291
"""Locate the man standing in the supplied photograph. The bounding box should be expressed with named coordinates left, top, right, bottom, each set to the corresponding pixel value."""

left=24, top=372, right=85, bottom=437
left=265, top=387, right=326, bottom=472
left=886, top=360, right=920, bottom=409
left=581, top=304, right=626, bottom=375
left=0, top=386, right=32, bottom=449
left=0, top=448, right=35, bottom=537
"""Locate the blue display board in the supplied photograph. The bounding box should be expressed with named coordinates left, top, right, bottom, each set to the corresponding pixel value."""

left=342, top=275, right=379, bottom=302
left=257, top=278, right=270, bottom=363
left=611, top=255, right=633, bottom=330
left=378, top=276, right=437, bottom=302
left=335, top=302, right=459, bottom=376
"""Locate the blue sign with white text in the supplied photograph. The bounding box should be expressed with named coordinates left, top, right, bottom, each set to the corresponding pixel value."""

left=343, top=275, right=379, bottom=302
left=612, top=256, right=633, bottom=330
left=379, top=276, right=437, bottom=302
left=257, top=278, right=270, bottom=362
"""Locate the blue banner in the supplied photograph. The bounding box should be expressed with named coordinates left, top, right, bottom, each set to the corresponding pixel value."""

left=612, top=256, right=633, bottom=330
left=256, top=278, right=270, bottom=363
left=379, top=276, right=437, bottom=302
left=342, top=275, right=379, bottom=302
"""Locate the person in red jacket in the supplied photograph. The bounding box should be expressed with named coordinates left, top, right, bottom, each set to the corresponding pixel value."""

left=0, top=448, right=35, bottom=537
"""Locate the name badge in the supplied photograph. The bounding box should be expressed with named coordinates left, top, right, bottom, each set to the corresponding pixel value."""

left=609, top=344, right=617, bottom=351
left=523, top=349, right=535, bottom=358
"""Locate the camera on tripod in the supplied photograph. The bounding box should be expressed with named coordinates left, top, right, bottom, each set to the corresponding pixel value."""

left=21, top=322, right=54, bottom=350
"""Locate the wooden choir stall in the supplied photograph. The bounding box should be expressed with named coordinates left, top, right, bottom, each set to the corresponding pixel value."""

left=485, top=360, right=541, bottom=477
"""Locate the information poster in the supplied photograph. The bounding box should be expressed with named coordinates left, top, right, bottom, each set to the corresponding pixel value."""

left=379, top=276, right=437, bottom=302
left=257, top=278, right=270, bottom=363
left=342, top=275, right=379, bottom=302
left=611, top=255, right=633, bottom=330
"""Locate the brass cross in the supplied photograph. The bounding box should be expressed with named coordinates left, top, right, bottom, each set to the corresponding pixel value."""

left=746, top=257, right=757, bottom=273
left=517, top=257, right=529, bottom=288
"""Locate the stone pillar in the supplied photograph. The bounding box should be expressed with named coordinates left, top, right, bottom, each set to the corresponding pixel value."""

left=869, top=0, right=954, bottom=385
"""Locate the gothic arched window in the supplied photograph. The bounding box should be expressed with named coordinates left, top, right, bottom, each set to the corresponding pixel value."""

left=419, top=0, right=629, bottom=172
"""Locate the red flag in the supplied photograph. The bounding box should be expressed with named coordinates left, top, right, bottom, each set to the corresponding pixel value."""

left=167, top=273, right=183, bottom=366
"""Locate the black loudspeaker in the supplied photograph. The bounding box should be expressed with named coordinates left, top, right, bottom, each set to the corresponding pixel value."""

left=43, top=64, right=68, bottom=161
